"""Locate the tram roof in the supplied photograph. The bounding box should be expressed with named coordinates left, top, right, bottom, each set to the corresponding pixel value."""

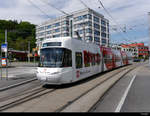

left=42, top=37, right=100, bottom=49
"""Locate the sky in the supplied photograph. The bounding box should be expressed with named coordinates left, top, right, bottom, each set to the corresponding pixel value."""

left=0, top=0, right=150, bottom=45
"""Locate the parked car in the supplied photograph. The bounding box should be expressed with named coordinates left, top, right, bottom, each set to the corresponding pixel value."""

left=133, top=59, right=141, bottom=62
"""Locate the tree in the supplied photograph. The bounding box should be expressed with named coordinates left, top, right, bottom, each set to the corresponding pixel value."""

left=0, top=19, right=36, bottom=51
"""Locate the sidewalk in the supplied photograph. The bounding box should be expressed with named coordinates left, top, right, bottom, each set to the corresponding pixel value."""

left=0, top=66, right=37, bottom=91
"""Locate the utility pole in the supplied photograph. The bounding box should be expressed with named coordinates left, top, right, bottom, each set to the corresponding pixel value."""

left=5, top=29, right=8, bottom=80
left=5, top=30, right=7, bottom=58
left=148, top=12, right=150, bottom=65
left=28, top=41, right=30, bottom=63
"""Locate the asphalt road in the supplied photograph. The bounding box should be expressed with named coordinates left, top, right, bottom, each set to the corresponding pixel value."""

left=92, top=62, right=150, bottom=112
left=121, top=65, right=150, bottom=112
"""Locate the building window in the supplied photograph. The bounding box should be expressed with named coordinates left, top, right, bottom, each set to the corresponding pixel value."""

left=53, top=34, right=60, bottom=38
left=78, top=16, right=83, bottom=21
left=74, top=24, right=77, bottom=29
left=107, top=28, right=109, bottom=33
left=63, top=33, right=69, bottom=37
left=39, top=32, right=45, bottom=36
left=38, top=27, right=45, bottom=31
left=83, top=14, right=88, bottom=19
left=46, top=25, right=51, bottom=29
left=55, top=28, right=60, bottom=33
left=87, top=21, right=92, bottom=26
left=40, top=38, right=44, bottom=41
left=86, top=28, right=92, bottom=34
left=85, top=36, right=92, bottom=41
left=101, top=33, right=106, bottom=38
left=54, top=22, right=60, bottom=27
left=94, top=23, right=100, bottom=29
left=74, top=14, right=91, bottom=21
left=94, top=30, right=100, bottom=36
left=107, top=22, right=109, bottom=27
left=101, top=20, right=106, bottom=25
left=46, top=31, right=51, bottom=34
left=62, top=27, right=69, bottom=31
left=108, top=34, right=110, bottom=39
left=94, top=37, right=100, bottom=42
left=102, top=39, right=106, bottom=44
left=87, top=14, right=92, bottom=19
left=94, top=16, right=99, bottom=23
left=76, top=52, right=83, bottom=69
left=101, top=26, right=106, bottom=32
left=62, top=20, right=69, bottom=25
left=78, top=30, right=83, bottom=34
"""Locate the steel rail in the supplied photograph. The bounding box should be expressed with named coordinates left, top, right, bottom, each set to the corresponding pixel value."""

left=88, top=66, right=138, bottom=112
left=0, top=78, right=37, bottom=92
left=0, top=64, right=139, bottom=112
left=0, top=86, right=56, bottom=111
left=56, top=65, right=137, bottom=112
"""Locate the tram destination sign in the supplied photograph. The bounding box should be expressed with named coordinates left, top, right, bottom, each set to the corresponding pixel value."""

left=1, top=44, right=7, bottom=52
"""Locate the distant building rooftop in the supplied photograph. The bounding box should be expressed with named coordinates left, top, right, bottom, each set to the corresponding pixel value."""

left=121, top=43, right=148, bottom=48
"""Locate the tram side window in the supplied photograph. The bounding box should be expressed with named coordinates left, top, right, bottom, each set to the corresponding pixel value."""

left=104, top=54, right=107, bottom=63
left=104, top=54, right=112, bottom=63
left=116, top=55, right=121, bottom=62
left=84, top=51, right=90, bottom=67
left=63, top=49, right=72, bottom=67
left=92, top=54, right=96, bottom=66
left=96, top=53, right=101, bottom=65
left=76, top=52, right=83, bottom=69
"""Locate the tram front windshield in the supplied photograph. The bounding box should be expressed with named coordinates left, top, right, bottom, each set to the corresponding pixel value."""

left=39, top=48, right=72, bottom=68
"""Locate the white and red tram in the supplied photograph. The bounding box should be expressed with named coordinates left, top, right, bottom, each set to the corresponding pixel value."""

left=36, top=37, right=132, bottom=85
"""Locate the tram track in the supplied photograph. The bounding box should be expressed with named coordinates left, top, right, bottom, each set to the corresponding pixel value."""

left=0, top=86, right=57, bottom=111
left=0, top=78, right=37, bottom=92
left=2, top=63, right=141, bottom=112
left=0, top=81, right=42, bottom=103
left=56, top=65, right=138, bottom=112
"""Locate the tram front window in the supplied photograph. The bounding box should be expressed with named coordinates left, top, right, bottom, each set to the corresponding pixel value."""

left=39, top=48, right=72, bottom=68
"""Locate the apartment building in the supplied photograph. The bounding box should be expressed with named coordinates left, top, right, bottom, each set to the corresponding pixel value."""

left=121, top=43, right=149, bottom=58
left=36, top=8, right=109, bottom=50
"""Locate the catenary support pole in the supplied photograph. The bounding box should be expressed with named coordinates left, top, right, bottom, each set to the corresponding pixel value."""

left=148, top=12, right=150, bottom=65
left=5, top=29, right=8, bottom=80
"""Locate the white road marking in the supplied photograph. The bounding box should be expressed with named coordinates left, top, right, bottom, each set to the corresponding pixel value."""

left=115, top=75, right=136, bottom=112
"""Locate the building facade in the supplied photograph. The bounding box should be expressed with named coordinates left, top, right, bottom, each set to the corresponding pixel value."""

left=121, top=43, right=149, bottom=58
left=36, top=8, right=109, bottom=50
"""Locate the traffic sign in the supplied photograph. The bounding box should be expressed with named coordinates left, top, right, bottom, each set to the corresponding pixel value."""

left=1, top=44, right=7, bottom=52
left=2, top=58, right=7, bottom=67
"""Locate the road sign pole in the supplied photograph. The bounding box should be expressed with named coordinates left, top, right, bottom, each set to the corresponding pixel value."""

left=5, top=29, right=8, bottom=80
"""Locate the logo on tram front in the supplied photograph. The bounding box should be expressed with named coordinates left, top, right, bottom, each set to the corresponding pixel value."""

left=43, top=69, right=47, bottom=73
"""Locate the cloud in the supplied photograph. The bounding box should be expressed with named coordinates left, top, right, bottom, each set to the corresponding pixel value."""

left=0, top=0, right=149, bottom=25
left=0, top=0, right=149, bottom=45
